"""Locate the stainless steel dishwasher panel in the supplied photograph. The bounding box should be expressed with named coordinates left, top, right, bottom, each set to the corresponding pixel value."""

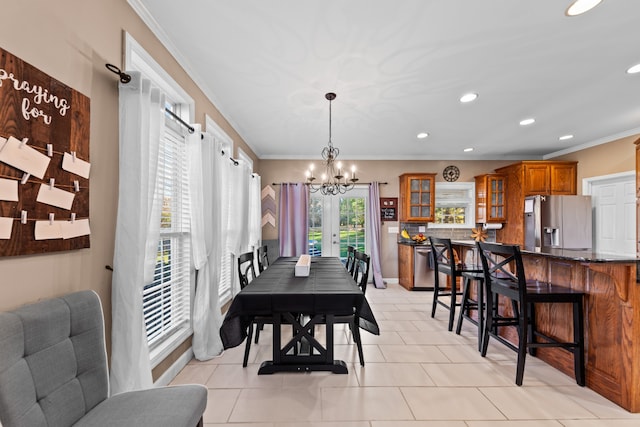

left=413, top=246, right=435, bottom=290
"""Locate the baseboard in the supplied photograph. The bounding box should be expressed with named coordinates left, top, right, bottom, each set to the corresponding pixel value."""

left=383, top=277, right=399, bottom=284
left=154, top=346, right=194, bottom=387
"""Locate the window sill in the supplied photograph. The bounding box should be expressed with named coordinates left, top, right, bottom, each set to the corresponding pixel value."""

left=149, top=326, right=193, bottom=368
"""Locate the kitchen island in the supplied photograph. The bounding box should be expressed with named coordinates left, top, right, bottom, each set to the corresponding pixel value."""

left=453, top=240, right=640, bottom=412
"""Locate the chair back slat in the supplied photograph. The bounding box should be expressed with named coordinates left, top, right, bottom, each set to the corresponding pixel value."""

left=345, top=245, right=356, bottom=275
left=257, top=245, right=269, bottom=273
left=238, top=251, right=257, bottom=289
left=353, top=251, right=370, bottom=295
left=428, top=237, right=461, bottom=275
left=476, top=242, right=527, bottom=304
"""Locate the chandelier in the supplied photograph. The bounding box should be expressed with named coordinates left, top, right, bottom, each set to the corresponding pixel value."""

left=305, top=92, right=359, bottom=195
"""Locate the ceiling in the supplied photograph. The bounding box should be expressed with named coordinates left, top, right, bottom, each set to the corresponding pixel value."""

left=129, top=0, right=640, bottom=161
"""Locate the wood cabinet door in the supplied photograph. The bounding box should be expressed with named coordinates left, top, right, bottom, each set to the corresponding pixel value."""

left=487, top=175, right=507, bottom=221
left=398, top=244, right=414, bottom=290
left=475, top=175, right=488, bottom=223
left=399, top=173, right=435, bottom=222
left=550, top=163, right=577, bottom=194
left=523, top=164, right=550, bottom=195
left=475, top=174, right=506, bottom=222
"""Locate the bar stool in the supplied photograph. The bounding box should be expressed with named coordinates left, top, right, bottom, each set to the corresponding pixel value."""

left=477, top=241, right=585, bottom=386
left=428, top=237, right=483, bottom=332
left=455, top=267, right=485, bottom=351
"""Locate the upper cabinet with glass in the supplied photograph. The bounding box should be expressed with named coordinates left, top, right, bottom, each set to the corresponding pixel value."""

left=399, top=173, right=436, bottom=222
left=475, top=173, right=507, bottom=223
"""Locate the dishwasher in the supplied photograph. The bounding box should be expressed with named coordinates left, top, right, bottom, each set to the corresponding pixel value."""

left=413, top=245, right=435, bottom=290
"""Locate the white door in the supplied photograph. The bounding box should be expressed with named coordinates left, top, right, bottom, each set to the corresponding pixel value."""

left=585, top=172, right=636, bottom=256
left=308, top=187, right=369, bottom=261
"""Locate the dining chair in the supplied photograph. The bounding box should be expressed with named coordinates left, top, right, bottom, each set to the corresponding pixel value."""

left=334, top=251, right=370, bottom=366
left=476, top=241, right=585, bottom=386
left=345, top=245, right=356, bottom=275
left=237, top=251, right=271, bottom=367
left=428, top=237, right=483, bottom=332
left=257, top=244, right=269, bottom=273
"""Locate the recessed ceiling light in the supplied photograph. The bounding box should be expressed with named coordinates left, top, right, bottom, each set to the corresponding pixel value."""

left=565, top=0, right=602, bottom=16
left=627, top=63, right=640, bottom=74
left=559, top=134, right=574, bottom=141
left=417, top=132, right=429, bottom=139
left=463, top=147, right=474, bottom=152
left=519, top=118, right=535, bottom=126
left=459, top=93, right=478, bottom=103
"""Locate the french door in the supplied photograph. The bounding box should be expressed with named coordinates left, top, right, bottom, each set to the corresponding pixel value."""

left=308, top=187, right=369, bottom=262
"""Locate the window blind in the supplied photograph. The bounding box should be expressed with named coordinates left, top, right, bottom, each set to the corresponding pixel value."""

left=143, top=123, right=191, bottom=348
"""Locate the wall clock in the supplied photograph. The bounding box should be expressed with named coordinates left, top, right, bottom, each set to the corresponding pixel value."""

left=443, top=165, right=460, bottom=182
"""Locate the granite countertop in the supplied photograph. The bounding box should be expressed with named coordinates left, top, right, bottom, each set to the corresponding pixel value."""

left=449, top=240, right=639, bottom=263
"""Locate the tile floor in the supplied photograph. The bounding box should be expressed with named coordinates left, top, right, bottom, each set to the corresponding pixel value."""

left=171, top=283, right=640, bottom=426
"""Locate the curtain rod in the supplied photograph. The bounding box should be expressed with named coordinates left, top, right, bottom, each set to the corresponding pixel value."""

left=271, top=182, right=388, bottom=186
left=106, top=63, right=239, bottom=166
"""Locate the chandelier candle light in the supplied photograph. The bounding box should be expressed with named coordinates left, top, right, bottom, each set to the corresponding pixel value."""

left=305, top=92, right=359, bottom=195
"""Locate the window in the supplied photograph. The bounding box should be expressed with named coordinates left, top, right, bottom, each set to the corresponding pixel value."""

left=126, top=33, right=195, bottom=366
left=143, top=120, right=191, bottom=350
left=430, top=182, right=475, bottom=228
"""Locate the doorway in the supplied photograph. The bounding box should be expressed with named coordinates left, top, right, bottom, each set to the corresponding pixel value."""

left=583, top=171, right=636, bottom=256
left=308, top=187, right=369, bottom=262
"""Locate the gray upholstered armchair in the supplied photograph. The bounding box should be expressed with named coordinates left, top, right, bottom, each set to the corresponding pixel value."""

left=0, top=290, right=207, bottom=427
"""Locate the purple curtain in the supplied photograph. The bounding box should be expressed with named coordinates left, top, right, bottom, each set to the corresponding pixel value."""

left=278, top=183, right=309, bottom=257
left=368, top=182, right=386, bottom=288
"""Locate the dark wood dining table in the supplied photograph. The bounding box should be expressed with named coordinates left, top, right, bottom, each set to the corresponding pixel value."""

left=219, top=256, right=379, bottom=374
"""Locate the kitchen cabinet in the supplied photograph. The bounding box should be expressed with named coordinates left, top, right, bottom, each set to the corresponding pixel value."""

left=636, top=138, right=640, bottom=255
left=519, top=161, right=577, bottom=196
left=399, top=173, right=436, bottom=222
left=474, top=173, right=506, bottom=223
left=494, top=161, right=577, bottom=245
left=398, top=243, right=414, bottom=290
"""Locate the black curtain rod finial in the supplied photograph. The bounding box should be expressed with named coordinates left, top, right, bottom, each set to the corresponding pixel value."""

left=105, top=63, right=131, bottom=84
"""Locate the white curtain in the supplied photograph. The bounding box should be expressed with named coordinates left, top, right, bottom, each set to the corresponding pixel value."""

left=188, top=127, right=225, bottom=360
left=228, top=160, right=251, bottom=296
left=248, top=173, right=262, bottom=256
left=111, top=71, right=164, bottom=394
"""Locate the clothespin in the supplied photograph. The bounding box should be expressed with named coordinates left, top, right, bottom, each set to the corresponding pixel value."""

left=19, top=138, right=28, bottom=148
left=73, top=180, right=80, bottom=192
left=21, top=173, right=30, bottom=184
left=49, top=178, right=55, bottom=189
left=20, top=210, right=27, bottom=224
left=48, top=213, right=54, bottom=225
left=47, top=144, right=53, bottom=157
left=70, top=213, right=76, bottom=224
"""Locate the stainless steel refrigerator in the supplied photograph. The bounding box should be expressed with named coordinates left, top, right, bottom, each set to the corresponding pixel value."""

left=524, top=195, right=593, bottom=250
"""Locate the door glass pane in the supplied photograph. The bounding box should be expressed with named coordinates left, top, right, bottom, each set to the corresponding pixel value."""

left=308, top=197, right=323, bottom=256
left=421, top=179, right=431, bottom=191
left=410, top=192, right=419, bottom=204
left=410, top=179, right=420, bottom=191
left=421, top=206, right=431, bottom=217
left=421, top=193, right=430, bottom=204
left=339, top=196, right=366, bottom=260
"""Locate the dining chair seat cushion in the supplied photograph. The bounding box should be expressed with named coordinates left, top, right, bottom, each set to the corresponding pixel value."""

left=74, top=385, right=207, bottom=427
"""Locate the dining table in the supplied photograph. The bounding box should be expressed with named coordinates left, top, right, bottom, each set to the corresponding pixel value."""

left=219, top=256, right=379, bottom=374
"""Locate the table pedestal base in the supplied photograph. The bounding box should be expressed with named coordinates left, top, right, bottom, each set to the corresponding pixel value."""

left=258, top=359, right=348, bottom=374
left=257, top=312, right=348, bottom=375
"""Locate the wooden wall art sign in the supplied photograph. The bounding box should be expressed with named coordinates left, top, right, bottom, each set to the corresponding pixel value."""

left=0, top=47, right=90, bottom=256
left=380, top=197, right=398, bottom=222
